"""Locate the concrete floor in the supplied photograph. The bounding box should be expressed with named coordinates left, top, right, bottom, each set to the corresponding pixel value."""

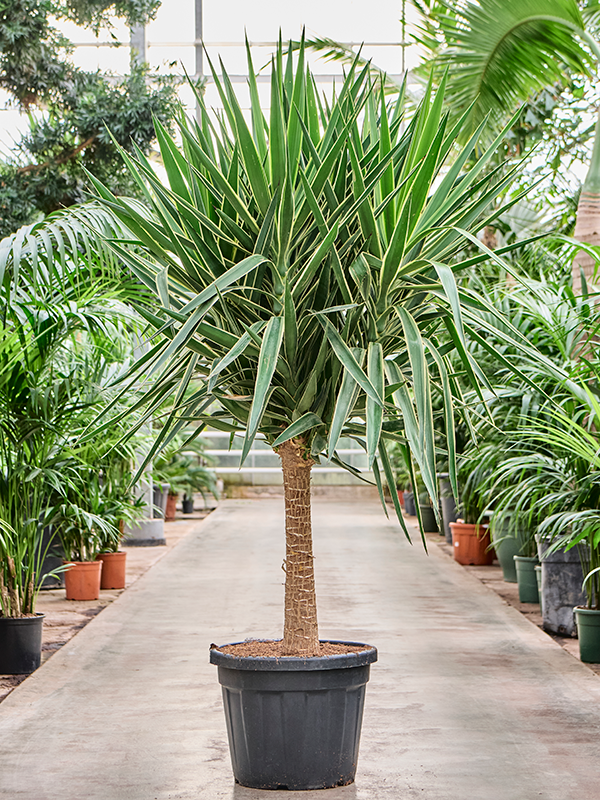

left=1, top=497, right=600, bottom=799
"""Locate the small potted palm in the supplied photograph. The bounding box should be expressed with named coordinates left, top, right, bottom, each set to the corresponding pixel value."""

left=89, top=40, right=534, bottom=791
left=450, top=447, right=494, bottom=565
left=154, top=440, right=219, bottom=516
left=0, top=515, right=60, bottom=674
left=490, top=392, right=598, bottom=634
left=56, top=494, right=120, bottom=601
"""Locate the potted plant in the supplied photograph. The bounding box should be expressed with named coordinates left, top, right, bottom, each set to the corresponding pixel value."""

left=438, top=471, right=457, bottom=545
left=154, top=439, right=219, bottom=517
left=491, top=402, right=600, bottom=633
left=0, top=515, right=59, bottom=674
left=94, top=489, right=146, bottom=590
left=55, top=493, right=120, bottom=601
left=578, top=564, right=600, bottom=662
left=418, top=488, right=439, bottom=533
left=90, top=41, right=534, bottom=790
left=450, top=447, right=494, bottom=565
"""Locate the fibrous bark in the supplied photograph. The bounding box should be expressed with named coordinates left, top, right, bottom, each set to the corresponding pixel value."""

left=573, top=109, right=600, bottom=296
left=572, top=192, right=600, bottom=296
left=277, top=438, right=319, bottom=657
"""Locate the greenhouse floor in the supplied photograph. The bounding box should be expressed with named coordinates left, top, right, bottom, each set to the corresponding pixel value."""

left=1, top=496, right=600, bottom=799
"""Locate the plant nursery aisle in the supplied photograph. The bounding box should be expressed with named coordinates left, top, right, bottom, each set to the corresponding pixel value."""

left=1, top=497, right=600, bottom=800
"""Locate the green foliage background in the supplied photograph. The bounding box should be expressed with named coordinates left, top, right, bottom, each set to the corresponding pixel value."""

left=0, top=0, right=177, bottom=238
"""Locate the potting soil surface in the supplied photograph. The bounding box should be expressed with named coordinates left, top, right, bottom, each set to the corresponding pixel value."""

left=1, top=494, right=599, bottom=800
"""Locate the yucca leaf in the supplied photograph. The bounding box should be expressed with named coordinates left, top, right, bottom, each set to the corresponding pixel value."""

left=241, top=316, right=284, bottom=464
left=378, top=438, right=412, bottom=541
left=328, top=347, right=364, bottom=458
left=317, top=316, right=384, bottom=408
left=272, top=412, right=323, bottom=448
left=366, top=342, right=384, bottom=466
left=396, top=307, right=437, bottom=504
left=208, top=320, right=266, bottom=392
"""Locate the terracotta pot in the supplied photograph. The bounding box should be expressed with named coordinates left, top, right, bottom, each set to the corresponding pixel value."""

left=397, top=489, right=405, bottom=509
left=63, top=560, right=102, bottom=600
left=450, top=521, right=493, bottom=566
left=96, top=551, right=127, bottom=590
left=165, top=493, right=177, bottom=522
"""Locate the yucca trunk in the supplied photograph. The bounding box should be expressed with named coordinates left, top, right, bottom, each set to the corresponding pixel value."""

left=572, top=109, right=600, bottom=295
left=277, top=439, right=319, bottom=657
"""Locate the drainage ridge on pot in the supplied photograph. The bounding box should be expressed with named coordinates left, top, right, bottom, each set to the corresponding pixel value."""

left=210, top=640, right=377, bottom=791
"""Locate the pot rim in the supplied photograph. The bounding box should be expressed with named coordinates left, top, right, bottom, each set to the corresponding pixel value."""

left=0, top=612, right=45, bottom=623
left=513, top=555, right=539, bottom=563
left=95, top=551, right=126, bottom=558
left=574, top=606, right=600, bottom=615
left=450, top=520, right=489, bottom=530
left=209, top=639, right=378, bottom=671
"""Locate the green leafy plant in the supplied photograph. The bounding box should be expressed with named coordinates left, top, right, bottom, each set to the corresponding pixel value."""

left=0, top=1, right=178, bottom=236
left=88, top=40, right=541, bottom=656
left=0, top=513, right=59, bottom=617
left=0, top=204, right=147, bottom=605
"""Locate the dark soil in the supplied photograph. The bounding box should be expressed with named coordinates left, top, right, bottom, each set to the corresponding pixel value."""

left=215, top=639, right=374, bottom=658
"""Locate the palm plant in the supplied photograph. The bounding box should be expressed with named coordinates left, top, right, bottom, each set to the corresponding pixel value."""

left=88, top=41, right=542, bottom=656
left=416, top=0, right=600, bottom=294
left=305, top=1, right=600, bottom=293
left=492, top=396, right=600, bottom=608
left=154, top=438, right=219, bottom=506
left=0, top=205, right=145, bottom=614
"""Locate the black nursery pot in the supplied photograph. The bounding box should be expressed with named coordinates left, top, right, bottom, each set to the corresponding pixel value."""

left=181, top=498, right=194, bottom=514
left=0, top=613, right=44, bottom=674
left=210, top=640, right=378, bottom=791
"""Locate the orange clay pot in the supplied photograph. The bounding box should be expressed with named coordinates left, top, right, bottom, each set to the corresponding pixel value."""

left=96, top=551, right=127, bottom=590
left=63, top=560, right=102, bottom=600
left=165, top=493, right=178, bottom=522
left=449, top=521, right=494, bottom=566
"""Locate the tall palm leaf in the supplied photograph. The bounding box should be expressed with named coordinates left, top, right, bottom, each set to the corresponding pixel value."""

left=417, top=0, right=600, bottom=293
left=89, top=41, right=536, bottom=656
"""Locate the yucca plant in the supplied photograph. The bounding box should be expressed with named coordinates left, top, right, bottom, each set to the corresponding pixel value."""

left=88, top=40, right=539, bottom=657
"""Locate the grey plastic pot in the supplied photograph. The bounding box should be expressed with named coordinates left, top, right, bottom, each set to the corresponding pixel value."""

left=403, top=491, right=415, bottom=516
left=514, top=555, right=540, bottom=603
left=536, top=537, right=586, bottom=637
left=210, top=640, right=377, bottom=790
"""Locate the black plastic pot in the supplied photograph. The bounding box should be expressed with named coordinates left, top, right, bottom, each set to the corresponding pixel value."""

left=438, top=474, right=457, bottom=545
left=181, top=497, right=194, bottom=514
left=419, top=504, right=439, bottom=533
left=40, top=526, right=63, bottom=589
left=210, top=640, right=377, bottom=790
left=0, top=613, right=44, bottom=674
